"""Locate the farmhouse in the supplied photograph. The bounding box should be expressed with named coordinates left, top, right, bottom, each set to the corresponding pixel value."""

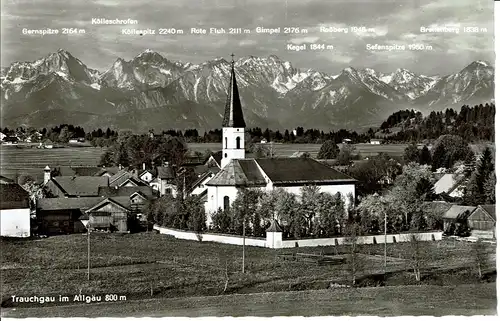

left=44, top=174, right=109, bottom=197
left=467, top=204, right=496, bottom=239
left=202, top=56, right=356, bottom=226
left=442, top=205, right=476, bottom=234
left=433, top=173, right=467, bottom=198
left=370, top=139, right=383, bottom=145
left=0, top=175, right=30, bottom=237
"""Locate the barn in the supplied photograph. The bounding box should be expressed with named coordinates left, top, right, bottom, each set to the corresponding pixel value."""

left=0, top=176, right=30, bottom=237
left=467, top=205, right=496, bottom=239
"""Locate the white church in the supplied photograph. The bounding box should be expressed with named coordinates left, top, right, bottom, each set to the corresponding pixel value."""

left=196, top=56, right=357, bottom=226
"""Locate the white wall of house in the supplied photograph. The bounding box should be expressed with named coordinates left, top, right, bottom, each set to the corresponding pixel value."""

left=160, top=179, right=177, bottom=197
left=191, top=175, right=214, bottom=196
left=0, top=208, right=30, bottom=237
left=140, top=172, right=153, bottom=183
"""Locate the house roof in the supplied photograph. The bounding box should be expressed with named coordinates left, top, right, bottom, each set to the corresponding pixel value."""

left=433, top=174, right=466, bottom=195
left=208, top=151, right=223, bottom=167
left=85, top=197, right=131, bottom=213
left=255, top=158, right=356, bottom=185
left=109, top=169, right=130, bottom=184
left=0, top=178, right=29, bottom=209
left=421, top=201, right=453, bottom=217
left=53, top=166, right=107, bottom=177
left=98, top=186, right=154, bottom=199
left=206, top=159, right=267, bottom=187
left=37, top=197, right=103, bottom=211
left=157, top=166, right=175, bottom=180
left=442, top=205, right=477, bottom=220
left=222, top=63, right=246, bottom=128
left=52, top=176, right=109, bottom=196
left=38, top=196, right=131, bottom=214
left=476, top=204, right=496, bottom=221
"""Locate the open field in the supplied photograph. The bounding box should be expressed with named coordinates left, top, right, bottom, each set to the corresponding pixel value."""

left=0, top=146, right=106, bottom=181
left=2, top=283, right=496, bottom=317
left=1, top=233, right=496, bottom=317
left=189, top=143, right=411, bottom=158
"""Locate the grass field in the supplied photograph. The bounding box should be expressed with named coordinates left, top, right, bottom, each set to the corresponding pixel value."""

left=2, top=284, right=496, bottom=317
left=189, top=143, right=411, bottom=159
left=1, top=233, right=496, bottom=317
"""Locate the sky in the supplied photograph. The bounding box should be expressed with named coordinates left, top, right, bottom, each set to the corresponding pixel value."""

left=0, top=0, right=494, bottom=76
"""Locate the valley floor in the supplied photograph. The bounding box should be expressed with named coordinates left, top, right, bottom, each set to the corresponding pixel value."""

left=2, top=283, right=496, bottom=317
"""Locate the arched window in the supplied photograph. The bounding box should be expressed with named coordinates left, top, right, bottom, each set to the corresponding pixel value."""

left=224, top=153, right=227, bottom=158
left=225, top=137, right=227, bottom=149
left=236, top=136, right=241, bottom=149
left=223, top=196, right=230, bottom=210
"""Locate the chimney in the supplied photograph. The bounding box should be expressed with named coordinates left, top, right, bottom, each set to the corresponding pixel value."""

left=43, top=165, right=51, bottom=184
left=143, top=163, right=146, bottom=171
left=119, top=164, right=123, bottom=170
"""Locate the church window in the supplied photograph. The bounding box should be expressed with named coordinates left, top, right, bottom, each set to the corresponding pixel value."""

left=225, top=137, right=227, bottom=149
left=223, top=196, right=229, bottom=210
left=224, top=153, right=227, bottom=158
left=236, top=137, right=241, bottom=149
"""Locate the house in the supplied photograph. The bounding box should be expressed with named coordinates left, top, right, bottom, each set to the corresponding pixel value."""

left=0, top=176, right=30, bottom=237
left=139, top=169, right=155, bottom=183
left=442, top=205, right=476, bottom=234
left=0, top=132, right=6, bottom=141
left=50, top=166, right=119, bottom=178
left=468, top=205, right=496, bottom=239
left=41, top=139, right=54, bottom=149
left=189, top=167, right=220, bottom=196
left=204, top=59, right=356, bottom=227
left=44, top=174, right=109, bottom=197
left=342, top=138, right=352, bottom=144
left=150, top=164, right=177, bottom=196
left=290, top=151, right=308, bottom=158
left=37, top=196, right=132, bottom=234
left=109, top=169, right=148, bottom=188
left=205, top=151, right=223, bottom=168
left=433, top=173, right=467, bottom=198
left=370, top=139, right=383, bottom=145
left=2, top=136, right=19, bottom=145
left=260, top=139, right=267, bottom=144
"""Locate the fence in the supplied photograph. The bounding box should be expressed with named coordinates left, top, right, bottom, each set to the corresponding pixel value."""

left=153, top=224, right=443, bottom=249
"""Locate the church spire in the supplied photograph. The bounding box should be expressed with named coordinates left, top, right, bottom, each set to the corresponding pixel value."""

left=222, top=53, right=246, bottom=128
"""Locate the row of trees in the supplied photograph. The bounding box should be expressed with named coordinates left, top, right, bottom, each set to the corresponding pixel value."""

left=210, top=186, right=352, bottom=239
left=99, top=132, right=188, bottom=169
left=145, top=194, right=206, bottom=232
left=382, top=104, right=495, bottom=142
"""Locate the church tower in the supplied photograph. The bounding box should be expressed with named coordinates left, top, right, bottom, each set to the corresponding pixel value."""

left=221, top=54, right=246, bottom=168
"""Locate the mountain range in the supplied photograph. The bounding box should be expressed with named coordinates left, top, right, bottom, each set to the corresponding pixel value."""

left=0, top=49, right=494, bottom=132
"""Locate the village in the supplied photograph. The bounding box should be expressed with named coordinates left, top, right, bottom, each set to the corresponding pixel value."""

left=0, top=56, right=496, bottom=317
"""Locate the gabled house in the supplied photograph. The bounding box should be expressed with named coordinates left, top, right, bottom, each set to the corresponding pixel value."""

left=139, top=169, right=155, bottom=183
left=2, top=136, right=19, bottom=145
left=468, top=205, right=496, bottom=239
left=442, top=205, right=476, bottom=234
left=151, top=164, right=177, bottom=196
left=37, top=196, right=133, bottom=234
left=45, top=176, right=109, bottom=198
left=109, top=170, right=148, bottom=188
left=433, top=173, right=467, bottom=198
left=205, top=151, right=223, bottom=168
left=0, top=176, right=30, bottom=237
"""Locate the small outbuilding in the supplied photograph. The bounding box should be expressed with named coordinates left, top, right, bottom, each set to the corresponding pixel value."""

left=467, top=205, right=496, bottom=239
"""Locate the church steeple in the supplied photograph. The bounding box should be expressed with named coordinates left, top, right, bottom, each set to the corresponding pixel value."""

left=222, top=54, right=246, bottom=128
left=221, top=53, right=246, bottom=168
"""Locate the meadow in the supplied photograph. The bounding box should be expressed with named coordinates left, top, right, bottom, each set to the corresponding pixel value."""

left=1, top=233, right=496, bottom=317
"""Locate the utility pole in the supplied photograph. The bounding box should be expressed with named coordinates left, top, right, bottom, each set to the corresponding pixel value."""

left=384, top=211, right=387, bottom=277
left=87, top=223, right=91, bottom=281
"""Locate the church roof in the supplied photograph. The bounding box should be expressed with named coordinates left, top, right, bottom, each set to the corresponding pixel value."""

left=206, top=158, right=356, bottom=187
left=222, top=61, right=246, bottom=128
left=255, top=158, right=356, bottom=185
left=206, top=159, right=266, bottom=187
